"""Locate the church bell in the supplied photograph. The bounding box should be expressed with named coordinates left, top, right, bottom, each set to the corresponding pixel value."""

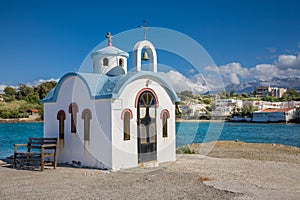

left=142, top=51, right=150, bottom=61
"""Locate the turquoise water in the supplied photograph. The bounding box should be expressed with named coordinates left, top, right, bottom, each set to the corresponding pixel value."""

left=176, top=122, right=300, bottom=148
left=0, top=122, right=299, bottom=158
left=0, top=123, right=43, bottom=158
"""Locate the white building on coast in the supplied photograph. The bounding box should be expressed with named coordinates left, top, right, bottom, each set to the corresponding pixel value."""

left=41, top=32, right=178, bottom=170
left=214, top=99, right=243, bottom=116
left=253, top=108, right=299, bottom=122
left=255, top=86, right=287, bottom=98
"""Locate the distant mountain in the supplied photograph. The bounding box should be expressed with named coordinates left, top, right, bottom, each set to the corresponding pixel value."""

left=226, top=77, right=300, bottom=94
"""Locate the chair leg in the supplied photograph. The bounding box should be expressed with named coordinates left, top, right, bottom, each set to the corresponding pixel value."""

left=41, top=148, right=44, bottom=171
left=54, top=152, right=57, bottom=169
left=26, top=150, right=31, bottom=166
left=54, top=146, right=58, bottom=169
left=13, top=153, right=17, bottom=168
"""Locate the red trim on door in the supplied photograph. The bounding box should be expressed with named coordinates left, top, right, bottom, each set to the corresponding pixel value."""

left=134, top=88, right=159, bottom=108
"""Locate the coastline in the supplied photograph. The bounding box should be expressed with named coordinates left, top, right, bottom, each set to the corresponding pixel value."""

left=176, top=119, right=226, bottom=122
left=0, top=118, right=42, bottom=124
left=1, top=118, right=298, bottom=124
left=176, top=118, right=300, bottom=124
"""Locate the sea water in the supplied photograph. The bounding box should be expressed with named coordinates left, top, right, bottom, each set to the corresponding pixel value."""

left=0, top=122, right=43, bottom=158
left=176, top=122, right=300, bottom=148
left=0, top=122, right=299, bottom=158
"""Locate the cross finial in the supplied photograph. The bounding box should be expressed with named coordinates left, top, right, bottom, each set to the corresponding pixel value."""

left=138, top=20, right=149, bottom=40
left=106, top=32, right=112, bottom=46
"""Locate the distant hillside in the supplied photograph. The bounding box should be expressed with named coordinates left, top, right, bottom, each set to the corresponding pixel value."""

left=226, top=77, right=300, bottom=94
left=0, top=81, right=57, bottom=120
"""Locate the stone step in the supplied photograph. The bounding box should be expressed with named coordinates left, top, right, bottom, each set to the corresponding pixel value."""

left=138, top=160, right=159, bottom=168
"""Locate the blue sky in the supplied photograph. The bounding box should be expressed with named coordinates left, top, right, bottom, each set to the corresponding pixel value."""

left=0, top=0, right=300, bottom=90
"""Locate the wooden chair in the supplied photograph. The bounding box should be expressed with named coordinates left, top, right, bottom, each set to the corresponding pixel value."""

left=13, top=138, right=58, bottom=171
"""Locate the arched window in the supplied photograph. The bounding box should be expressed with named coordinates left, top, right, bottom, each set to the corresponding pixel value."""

left=121, top=109, right=133, bottom=141
left=103, top=58, right=109, bottom=66
left=68, top=103, right=78, bottom=133
left=160, top=109, right=170, bottom=138
left=82, top=109, right=92, bottom=141
left=119, top=58, right=124, bottom=67
left=57, top=110, right=66, bottom=139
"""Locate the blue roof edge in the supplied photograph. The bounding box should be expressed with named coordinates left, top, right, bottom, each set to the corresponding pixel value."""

left=40, top=71, right=179, bottom=104
left=112, top=71, right=179, bottom=104
left=40, top=72, right=98, bottom=103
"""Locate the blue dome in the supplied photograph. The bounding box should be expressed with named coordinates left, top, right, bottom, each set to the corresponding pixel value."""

left=106, top=66, right=125, bottom=76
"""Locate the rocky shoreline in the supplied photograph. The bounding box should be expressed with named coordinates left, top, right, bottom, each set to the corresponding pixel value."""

left=0, top=118, right=42, bottom=123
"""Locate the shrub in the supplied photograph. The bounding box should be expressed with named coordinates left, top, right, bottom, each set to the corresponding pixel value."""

left=10, top=110, right=19, bottom=118
left=0, top=111, right=10, bottom=119
left=176, top=145, right=195, bottom=154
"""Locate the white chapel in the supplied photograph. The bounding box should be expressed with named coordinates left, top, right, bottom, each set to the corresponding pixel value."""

left=41, top=31, right=178, bottom=170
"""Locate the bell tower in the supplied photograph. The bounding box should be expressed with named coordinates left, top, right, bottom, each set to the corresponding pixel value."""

left=132, top=21, right=157, bottom=73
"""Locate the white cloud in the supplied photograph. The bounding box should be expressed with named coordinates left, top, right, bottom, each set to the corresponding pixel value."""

left=218, top=62, right=250, bottom=85
left=203, top=52, right=300, bottom=86
left=160, top=71, right=209, bottom=93
left=205, top=63, right=250, bottom=85
left=204, top=65, right=219, bottom=72
left=249, top=64, right=278, bottom=81
left=275, top=54, right=300, bottom=70
left=186, top=68, right=196, bottom=75
left=162, top=51, right=300, bottom=92
left=0, top=78, right=58, bottom=94
left=0, top=84, right=6, bottom=93
left=27, top=78, right=59, bottom=87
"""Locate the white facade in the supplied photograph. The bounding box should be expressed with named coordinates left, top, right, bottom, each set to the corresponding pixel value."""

left=253, top=108, right=298, bottom=122
left=255, top=86, right=287, bottom=98
left=180, top=103, right=207, bottom=117
left=214, top=99, right=243, bottom=116
left=281, top=101, right=300, bottom=108
left=243, top=100, right=264, bottom=110
left=42, top=37, right=178, bottom=170
left=243, top=100, right=283, bottom=110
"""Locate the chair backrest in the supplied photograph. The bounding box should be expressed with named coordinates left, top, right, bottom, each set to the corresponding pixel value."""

left=28, top=138, right=58, bottom=149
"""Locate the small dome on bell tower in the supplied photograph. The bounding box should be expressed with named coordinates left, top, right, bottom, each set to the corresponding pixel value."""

left=91, top=32, right=129, bottom=75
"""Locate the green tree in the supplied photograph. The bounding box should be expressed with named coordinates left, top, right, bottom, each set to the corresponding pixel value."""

left=262, top=95, right=275, bottom=102
left=241, top=93, right=249, bottom=98
left=241, top=105, right=257, bottom=117
left=180, top=90, right=194, bottom=98
left=10, top=110, right=19, bottom=118
left=230, top=86, right=235, bottom=97
left=175, top=102, right=181, bottom=116
left=202, top=98, right=212, bottom=105
left=37, top=105, right=44, bottom=120
left=281, top=89, right=300, bottom=101
left=25, top=92, right=40, bottom=104
left=16, top=84, right=34, bottom=100
left=249, top=91, right=257, bottom=96
left=0, top=111, right=10, bottom=119
left=219, top=91, right=230, bottom=99
left=3, top=86, right=16, bottom=102
left=35, top=81, right=57, bottom=100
